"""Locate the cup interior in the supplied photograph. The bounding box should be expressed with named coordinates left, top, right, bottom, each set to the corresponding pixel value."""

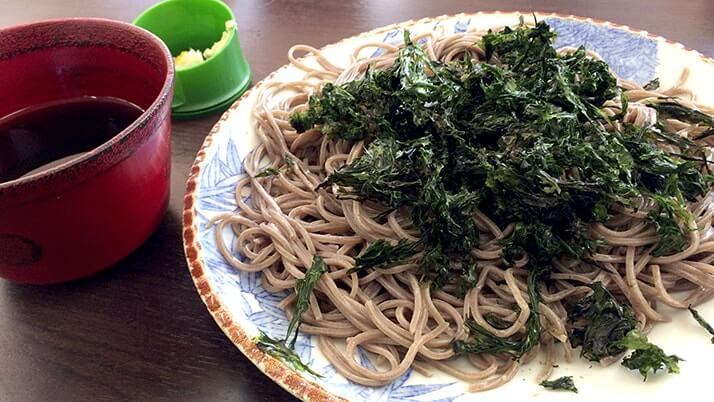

left=134, top=0, right=234, bottom=57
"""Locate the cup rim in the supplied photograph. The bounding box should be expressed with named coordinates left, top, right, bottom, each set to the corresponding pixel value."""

left=0, top=17, right=175, bottom=191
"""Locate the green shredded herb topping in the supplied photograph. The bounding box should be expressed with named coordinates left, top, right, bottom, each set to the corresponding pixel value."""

left=291, top=20, right=711, bottom=291
left=453, top=265, right=548, bottom=358
left=540, top=376, right=578, bottom=393
left=689, top=305, right=714, bottom=343
left=617, top=329, right=682, bottom=380
left=254, top=256, right=327, bottom=377
left=569, top=282, right=637, bottom=361
left=568, top=282, right=681, bottom=379
left=284, top=19, right=712, bottom=384
left=255, top=331, right=322, bottom=377
left=255, top=167, right=280, bottom=178
left=286, top=256, right=328, bottom=348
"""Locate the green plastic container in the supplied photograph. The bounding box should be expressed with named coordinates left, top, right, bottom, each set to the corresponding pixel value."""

left=134, top=0, right=251, bottom=119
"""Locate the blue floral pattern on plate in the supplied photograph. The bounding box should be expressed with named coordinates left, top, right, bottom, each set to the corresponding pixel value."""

left=192, top=16, right=658, bottom=401
left=545, top=18, right=656, bottom=83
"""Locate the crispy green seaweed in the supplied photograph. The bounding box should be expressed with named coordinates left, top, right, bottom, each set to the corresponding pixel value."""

left=254, top=256, right=327, bottom=377
left=287, top=20, right=711, bottom=380
left=540, top=376, right=578, bottom=393
left=291, top=21, right=711, bottom=289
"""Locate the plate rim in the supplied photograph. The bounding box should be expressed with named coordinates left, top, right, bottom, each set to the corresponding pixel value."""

left=182, top=10, right=714, bottom=402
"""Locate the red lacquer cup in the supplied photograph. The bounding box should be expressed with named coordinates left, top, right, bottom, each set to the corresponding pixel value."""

left=0, top=18, right=175, bottom=284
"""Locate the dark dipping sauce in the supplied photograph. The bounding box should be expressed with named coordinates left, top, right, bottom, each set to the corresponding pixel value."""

left=0, top=96, right=144, bottom=183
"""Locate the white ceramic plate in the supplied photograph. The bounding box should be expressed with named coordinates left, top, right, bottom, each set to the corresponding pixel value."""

left=183, top=12, right=714, bottom=402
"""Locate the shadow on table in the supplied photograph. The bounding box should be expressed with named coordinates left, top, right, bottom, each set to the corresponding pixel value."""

left=0, top=210, right=296, bottom=401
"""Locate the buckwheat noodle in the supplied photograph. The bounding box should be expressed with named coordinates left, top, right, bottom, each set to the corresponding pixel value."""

left=209, top=27, right=714, bottom=391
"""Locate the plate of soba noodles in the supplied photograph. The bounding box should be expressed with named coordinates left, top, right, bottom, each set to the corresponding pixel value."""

left=183, top=11, right=714, bottom=401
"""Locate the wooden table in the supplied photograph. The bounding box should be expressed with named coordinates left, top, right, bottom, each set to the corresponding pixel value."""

left=0, top=0, right=712, bottom=400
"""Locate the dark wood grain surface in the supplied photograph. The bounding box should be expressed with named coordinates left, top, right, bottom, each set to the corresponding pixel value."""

left=0, top=1, right=712, bottom=400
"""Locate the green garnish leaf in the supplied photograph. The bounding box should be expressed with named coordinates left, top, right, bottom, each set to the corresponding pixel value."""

left=254, top=256, right=327, bottom=377
left=453, top=318, right=526, bottom=358
left=569, top=283, right=682, bottom=379
left=456, top=259, right=481, bottom=296
left=283, top=154, right=296, bottom=167
left=540, top=376, right=578, bottom=393
left=255, top=167, right=280, bottom=178
left=500, top=222, right=595, bottom=266
left=650, top=101, right=714, bottom=128
left=287, top=256, right=328, bottom=347
left=650, top=100, right=714, bottom=143
left=255, top=331, right=323, bottom=377
left=647, top=195, right=692, bottom=256
left=688, top=305, right=714, bottom=343
left=320, top=136, right=431, bottom=209
left=643, top=78, right=660, bottom=91
left=350, top=238, right=420, bottom=274
left=615, top=90, right=629, bottom=120
left=569, top=282, right=637, bottom=361
left=483, top=312, right=515, bottom=330
left=454, top=265, right=548, bottom=358
left=617, top=329, right=682, bottom=380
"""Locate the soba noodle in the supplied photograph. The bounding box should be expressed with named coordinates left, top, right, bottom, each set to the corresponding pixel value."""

left=209, top=26, right=714, bottom=391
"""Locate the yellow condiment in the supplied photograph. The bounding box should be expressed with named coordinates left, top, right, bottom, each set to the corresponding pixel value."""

left=174, top=49, right=204, bottom=69
left=174, top=20, right=236, bottom=69
left=203, top=20, right=236, bottom=59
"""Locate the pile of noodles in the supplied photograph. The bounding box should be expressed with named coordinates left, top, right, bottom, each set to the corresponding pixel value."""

left=209, top=26, right=714, bottom=391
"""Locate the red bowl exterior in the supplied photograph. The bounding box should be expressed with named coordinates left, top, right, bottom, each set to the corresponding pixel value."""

left=0, top=18, right=174, bottom=284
